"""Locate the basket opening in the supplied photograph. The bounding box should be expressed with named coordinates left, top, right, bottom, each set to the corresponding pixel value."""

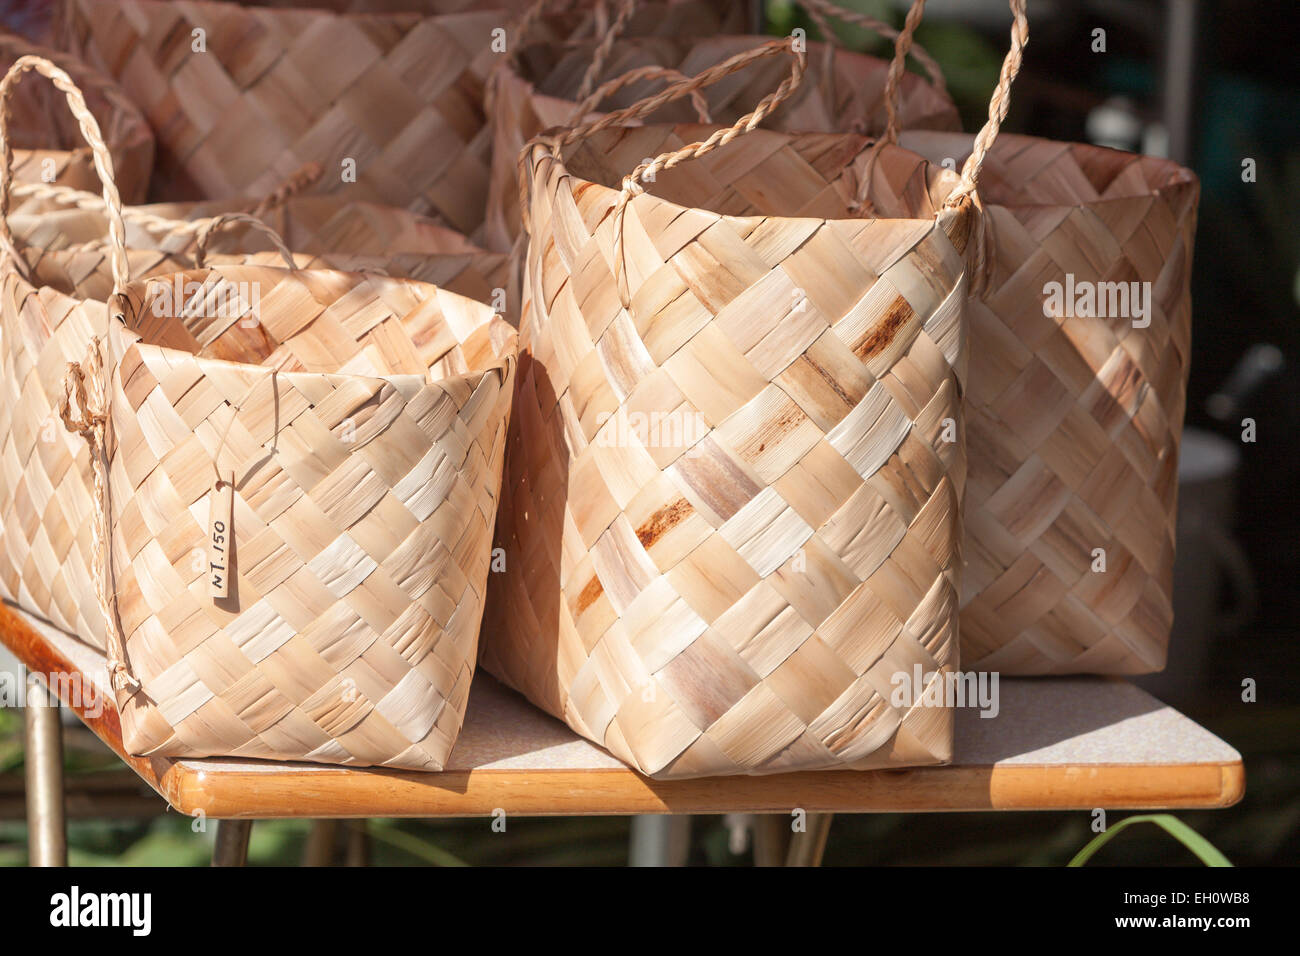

left=558, top=125, right=961, bottom=222
left=124, top=265, right=513, bottom=381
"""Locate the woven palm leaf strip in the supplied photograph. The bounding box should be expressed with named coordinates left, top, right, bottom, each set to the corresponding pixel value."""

left=480, top=14, right=1026, bottom=779
left=0, top=28, right=152, bottom=204
left=482, top=0, right=959, bottom=254
left=2, top=56, right=518, bottom=770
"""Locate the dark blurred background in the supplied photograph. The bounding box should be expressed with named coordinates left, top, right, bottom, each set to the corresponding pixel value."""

left=0, top=0, right=1296, bottom=866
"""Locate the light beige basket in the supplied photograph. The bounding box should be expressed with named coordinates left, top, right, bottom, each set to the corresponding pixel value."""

left=480, top=22, right=1027, bottom=778
left=1, top=56, right=517, bottom=769
left=0, top=164, right=508, bottom=652
left=900, top=129, right=1197, bottom=675
left=0, top=28, right=152, bottom=205
left=848, top=0, right=1198, bottom=675
left=53, top=0, right=612, bottom=233
left=482, top=0, right=959, bottom=253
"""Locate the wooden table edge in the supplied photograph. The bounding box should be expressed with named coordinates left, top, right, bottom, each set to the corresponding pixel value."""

left=156, top=759, right=1245, bottom=820
left=2, top=602, right=1246, bottom=820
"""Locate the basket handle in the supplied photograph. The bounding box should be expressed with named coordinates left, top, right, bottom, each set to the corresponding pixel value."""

left=565, top=65, right=713, bottom=127
left=573, top=0, right=636, bottom=101
left=860, top=0, right=1028, bottom=210
left=0, top=56, right=137, bottom=694
left=486, top=0, right=631, bottom=118
left=193, top=213, right=298, bottom=269
left=799, top=0, right=947, bottom=96
left=0, top=55, right=130, bottom=305
left=594, top=38, right=806, bottom=308
left=518, top=37, right=803, bottom=241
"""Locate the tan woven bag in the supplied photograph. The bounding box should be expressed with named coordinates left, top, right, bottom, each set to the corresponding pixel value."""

left=2, top=56, right=517, bottom=770
left=852, top=1, right=1198, bottom=675
left=0, top=161, right=507, bottom=653
left=480, top=18, right=1028, bottom=778
left=482, top=0, right=959, bottom=254
left=0, top=29, right=152, bottom=205
left=53, top=0, right=610, bottom=232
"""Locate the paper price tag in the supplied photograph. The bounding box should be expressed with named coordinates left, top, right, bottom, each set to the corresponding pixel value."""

left=209, top=475, right=234, bottom=599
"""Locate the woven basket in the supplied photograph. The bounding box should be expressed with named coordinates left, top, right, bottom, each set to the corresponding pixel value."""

left=479, top=27, right=1025, bottom=778
left=898, top=129, right=1198, bottom=675
left=482, top=0, right=959, bottom=253
left=1, top=169, right=507, bottom=651
left=0, top=29, right=152, bottom=205
left=840, top=0, right=1198, bottom=675
left=1, top=57, right=517, bottom=770
left=53, top=0, right=612, bottom=233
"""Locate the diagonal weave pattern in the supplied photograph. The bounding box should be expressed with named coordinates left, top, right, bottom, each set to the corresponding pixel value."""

left=80, top=264, right=516, bottom=768
left=0, top=195, right=508, bottom=654
left=1, top=30, right=152, bottom=204
left=483, top=33, right=959, bottom=253
left=481, top=125, right=973, bottom=778
left=56, top=0, right=523, bottom=233
left=901, top=130, right=1198, bottom=675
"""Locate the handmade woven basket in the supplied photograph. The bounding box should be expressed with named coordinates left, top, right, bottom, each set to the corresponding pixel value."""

left=0, top=29, right=152, bottom=204
left=836, top=0, right=1198, bottom=675
left=479, top=26, right=1026, bottom=778
left=482, top=0, right=959, bottom=253
left=53, top=0, right=606, bottom=232
left=899, top=128, right=1198, bottom=675
left=1, top=168, right=507, bottom=653
left=1, top=58, right=517, bottom=769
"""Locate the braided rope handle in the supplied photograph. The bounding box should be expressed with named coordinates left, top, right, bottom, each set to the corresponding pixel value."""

left=562, top=38, right=805, bottom=309
left=858, top=0, right=1028, bottom=209
left=250, top=160, right=322, bottom=218
left=194, top=213, right=298, bottom=270
left=485, top=0, right=612, bottom=119
left=0, top=56, right=129, bottom=298
left=573, top=0, right=636, bottom=101
left=800, top=0, right=946, bottom=95
left=518, top=37, right=804, bottom=244
left=515, top=64, right=714, bottom=237
left=0, top=56, right=138, bottom=694
left=565, top=65, right=713, bottom=126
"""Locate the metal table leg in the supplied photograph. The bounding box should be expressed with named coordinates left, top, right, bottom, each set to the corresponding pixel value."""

left=212, top=820, right=253, bottom=866
left=753, top=814, right=793, bottom=867
left=302, top=819, right=339, bottom=866
left=628, top=814, right=692, bottom=866
left=785, top=812, right=833, bottom=867
left=24, top=677, right=66, bottom=866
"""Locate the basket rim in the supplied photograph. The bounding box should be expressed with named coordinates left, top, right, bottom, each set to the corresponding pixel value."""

left=121, top=264, right=516, bottom=384
left=529, top=123, right=971, bottom=231
left=898, top=129, right=1200, bottom=209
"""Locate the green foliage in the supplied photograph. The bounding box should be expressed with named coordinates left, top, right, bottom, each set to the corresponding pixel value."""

left=1068, top=815, right=1233, bottom=867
